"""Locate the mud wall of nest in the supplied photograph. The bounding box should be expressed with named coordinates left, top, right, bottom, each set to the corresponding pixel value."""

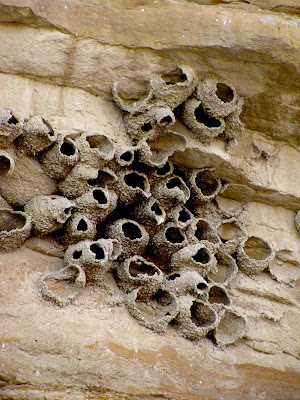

left=1, top=65, right=294, bottom=348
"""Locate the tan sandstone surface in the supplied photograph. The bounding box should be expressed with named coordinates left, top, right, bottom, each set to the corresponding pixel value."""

left=0, top=1, right=299, bottom=399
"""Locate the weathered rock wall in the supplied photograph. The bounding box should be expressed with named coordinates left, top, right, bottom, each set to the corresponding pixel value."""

left=0, top=1, right=299, bottom=400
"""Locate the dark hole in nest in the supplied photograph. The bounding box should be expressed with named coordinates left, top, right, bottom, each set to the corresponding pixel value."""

left=208, top=286, right=230, bottom=305
left=197, top=282, right=208, bottom=290
left=194, top=104, right=221, bottom=128
left=190, top=301, right=216, bottom=327
left=141, top=123, right=152, bottom=132
left=122, top=222, right=142, bottom=240
left=64, top=207, right=72, bottom=215
left=243, top=237, right=272, bottom=260
left=60, top=141, right=75, bottom=156
left=160, top=115, right=173, bottom=124
left=156, top=162, right=170, bottom=176
left=152, top=289, right=173, bottom=306
left=162, top=68, right=187, bottom=85
left=178, top=209, right=190, bottom=223
left=165, top=227, right=184, bottom=244
left=87, top=179, right=97, bottom=186
left=0, top=155, right=11, bottom=175
left=129, top=261, right=156, bottom=277
left=120, top=151, right=133, bottom=162
left=97, top=170, right=115, bottom=186
left=195, top=171, right=219, bottom=196
left=7, top=115, right=18, bottom=125
left=77, top=219, right=88, bottom=232
left=92, top=189, right=107, bottom=204
left=192, top=248, right=210, bottom=264
left=124, top=172, right=145, bottom=190
left=86, top=135, right=110, bottom=151
left=216, top=83, right=234, bottom=103
left=195, top=227, right=204, bottom=241
left=166, top=273, right=180, bottom=281
left=0, top=210, right=26, bottom=231
left=73, top=250, right=82, bottom=259
left=90, top=244, right=105, bottom=260
left=151, top=202, right=163, bottom=216
left=166, top=178, right=181, bottom=189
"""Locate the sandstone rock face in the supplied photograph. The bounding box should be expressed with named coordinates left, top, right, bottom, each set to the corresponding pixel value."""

left=0, top=1, right=299, bottom=400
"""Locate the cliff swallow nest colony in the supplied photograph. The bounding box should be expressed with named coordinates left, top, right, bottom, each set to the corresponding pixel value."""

left=0, top=66, right=283, bottom=347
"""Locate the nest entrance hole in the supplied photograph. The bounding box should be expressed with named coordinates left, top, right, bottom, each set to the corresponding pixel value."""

left=7, top=115, right=18, bottom=125
left=178, top=209, right=190, bottom=223
left=194, top=104, right=221, bottom=128
left=0, top=210, right=26, bottom=232
left=192, top=248, right=210, bottom=264
left=0, top=155, right=11, bottom=176
left=208, top=286, right=230, bottom=306
left=90, top=244, right=105, bottom=260
left=165, top=227, right=184, bottom=244
left=216, top=83, right=234, bottom=103
left=167, top=178, right=181, bottom=190
left=122, top=222, right=142, bottom=240
left=120, top=151, right=133, bottom=162
left=141, top=123, right=152, bottom=132
left=124, top=172, right=146, bottom=190
left=195, top=171, right=219, bottom=196
left=73, top=250, right=82, bottom=260
left=190, top=301, right=216, bottom=328
left=162, top=68, right=187, bottom=85
left=129, top=260, right=156, bottom=277
left=60, top=141, right=75, bottom=156
left=243, top=237, right=272, bottom=260
left=136, top=289, right=174, bottom=322
left=156, top=162, right=171, bottom=176
left=77, top=219, right=88, bottom=232
left=217, top=221, right=244, bottom=241
left=92, top=189, right=107, bottom=205
left=151, top=202, right=163, bottom=216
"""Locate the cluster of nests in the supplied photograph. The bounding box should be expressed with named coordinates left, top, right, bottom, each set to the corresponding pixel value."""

left=0, top=66, right=278, bottom=346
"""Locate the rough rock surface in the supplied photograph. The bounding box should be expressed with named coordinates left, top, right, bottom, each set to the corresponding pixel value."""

left=0, top=1, right=299, bottom=400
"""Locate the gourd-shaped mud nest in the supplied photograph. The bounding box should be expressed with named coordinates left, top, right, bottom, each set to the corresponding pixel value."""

left=0, top=66, right=277, bottom=347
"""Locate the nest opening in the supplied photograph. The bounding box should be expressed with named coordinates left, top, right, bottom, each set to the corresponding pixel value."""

left=194, top=104, right=221, bottom=128
left=192, top=248, right=210, bottom=264
left=156, top=162, right=171, bottom=176
left=141, top=123, right=152, bottom=132
left=208, top=286, right=230, bottom=306
left=151, top=202, right=163, bottom=216
left=73, top=250, right=82, bottom=260
left=7, top=115, right=18, bottom=125
left=190, top=301, right=216, bottom=328
left=178, top=209, right=190, bottom=223
left=77, top=219, right=88, bottom=232
left=216, top=83, right=234, bottom=103
left=90, top=244, right=105, bottom=260
left=120, top=151, right=133, bottom=162
left=60, top=141, right=75, bottom=156
left=129, top=260, right=157, bottom=277
left=0, top=155, right=11, bottom=176
left=165, top=227, right=184, bottom=244
left=0, top=210, right=26, bottom=232
left=92, top=189, right=107, bottom=205
left=195, top=171, right=219, bottom=196
left=124, top=172, right=146, bottom=190
left=122, top=222, right=142, bottom=240
left=166, top=178, right=181, bottom=189
left=243, top=237, right=272, bottom=260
